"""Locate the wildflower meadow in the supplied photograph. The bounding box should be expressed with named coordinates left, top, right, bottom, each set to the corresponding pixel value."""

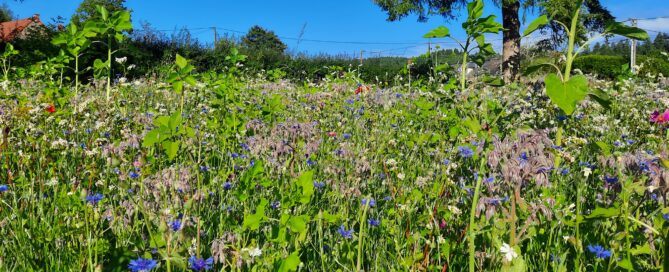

left=1, top=0, right=669, bottom=271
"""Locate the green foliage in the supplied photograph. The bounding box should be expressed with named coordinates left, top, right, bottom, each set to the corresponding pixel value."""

left=544, top=74, right=588, bottom=115
left=423, top=0, right=502, bottom=90
left=72, top=0, right=128, bottom=25
left=142, top=111, right=194, bottom=161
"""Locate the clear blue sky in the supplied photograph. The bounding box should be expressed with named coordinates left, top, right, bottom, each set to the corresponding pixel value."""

left=4, top=0, right=669, bottom=57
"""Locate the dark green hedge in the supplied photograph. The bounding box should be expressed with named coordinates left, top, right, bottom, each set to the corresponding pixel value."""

left=573, top=54, right=669, bottom=78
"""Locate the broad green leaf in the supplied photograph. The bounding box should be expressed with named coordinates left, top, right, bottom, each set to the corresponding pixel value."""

left=168, top=111, right=182, bottom=133
left=153, top=116, right=170, bottom=127
left=467, top=0, right=484, bottom=19
left=630, top=244, right=652, bottom=255
left=523, top=15, right=549, bottom=37
left=176, top=54, right=188, bottom=69
left=605, top=22, right=649, bottom=41
left=297, top=171, right=314, bottom=204
left=482, top=76, right=504, bottom=87
left=423, top=26, right=450, bottom=38
left=523, top=63, right=554, bottom=76
left=163, top=141, right=179, bottom=160
left=172, top=81, right=183, bottom=93
left=588, top=89, right=611, bottom=110
left=544, top=74, right=589, bottom=115
left=595, top=141, right=611, bottom=156
left=617, top=259, right=634, bottom=270
left=184, top=76, right=197, bottom=86
left=586, top=206, right=620, bottom=219
left=279, top=251, right=300, bottom=272
left=463, top=117, right=481, bottom=134
left=142, top=130, right=160, bottom=148
left=243, top=198, right=268, bottom=230
left=287, top=215, right=309, bottom=233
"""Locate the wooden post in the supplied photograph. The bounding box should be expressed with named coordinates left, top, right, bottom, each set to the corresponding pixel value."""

left=212, top=27, right=218, bottom=46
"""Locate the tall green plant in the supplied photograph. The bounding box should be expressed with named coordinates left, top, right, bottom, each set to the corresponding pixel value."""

left=52, top=22, right=97, bottom=101
left=423, top=0, right=502, bottom=90
left=167, top=54, right=197, bottom=115
left=0, top=43, right=18, bottom=82
left=87, top=5, right=132, bottom=101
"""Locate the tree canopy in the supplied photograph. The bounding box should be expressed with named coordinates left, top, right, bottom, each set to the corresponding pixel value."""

left=71, top=0, right=128, bottom=25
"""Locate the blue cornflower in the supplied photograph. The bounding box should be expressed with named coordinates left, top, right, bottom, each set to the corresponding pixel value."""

left=201, top=107, right=209, bottom=114
left=368, top=218, right=380, bottom=227
left=229, top=153, right=240, bottom=159
left=223, top=182, right=233, bottom=190
left=519, top=152, right=529, bottom=163
left=383, top=196, right=392, bottom=201
left=361, top=198, right=376, bottom=207
left=557, top=115, right=568, bottom=122
left=613, top=140, right=621, bottom=147
left=270, top=201, right=281, bottom=210
left=603, top=175, right=618, bottom=184
left=199, top=166, right=209, bottom=172
left=240, top=143, right=250, bottom=151
left=314, top=181, right=325, bottom=189
left=587, top=245, right=612, bottom=259
left=663, top=214, right=669, bottom=222
left=560, top=168, right=570, bottom=176
left=169, top=219, right=182, bottom=231
left=307, top=159, right=316, bottom=166
left=113, top=168, right=121, bottom=175
left=79, top=143, right=86, bottom=149
left=128, top=257, right=158, bottom=272
left=188, top=256, right=213, bottom=271
left=337, top=225, right=354, bottom=239
left=442, top=159, right=450, bottom=165
left=395, top=93, right=403, bottom=98
left=86, top=193, right=103, bottom=205
left=484, top=176, right=495, bottom=183
left=457, top=146, right=474, bottom=158
left=0, top=185, right=8, bottom=193
left=85, top=128, right=93, bottom=134
left=129, top=171, right=140, bottom=179
left=626, top=139, right=636, bottom=145
left=343, top=133, right=352, bottom=139
left=104, top=132, right=111, bottom=138
left=345, top=99, right=355, bottom=104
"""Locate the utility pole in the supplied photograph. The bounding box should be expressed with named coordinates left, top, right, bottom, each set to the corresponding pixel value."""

left=359, top=50, right=364, bottom=66
left=212, top=27, right=218, bottom=46
left=630, top=18, right=638, bottom=73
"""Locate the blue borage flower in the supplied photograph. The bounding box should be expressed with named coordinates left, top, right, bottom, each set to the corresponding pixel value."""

left=587, top=244, right=612, bottom=259
left=457, top=146, right=474, bottom=158
left=129, top=171, right=140, bottom=179
left=128, top=257, right=158, bottom=272
left=86, top=193, right=103, bottom=205
left=188, top=256, right=213, bottom=271
left=169, top=219, right=182, bottom=231
left=603, top=175, right=618, bottom=184
left=314, top=181, right=325, bottom=189
left=337, top=225, right=353, bottom=239
left=368, top=218, right=380, bottom=226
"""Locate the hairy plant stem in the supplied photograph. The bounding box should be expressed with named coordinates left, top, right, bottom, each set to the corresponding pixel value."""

left=468, top=155, right=487, bottom=272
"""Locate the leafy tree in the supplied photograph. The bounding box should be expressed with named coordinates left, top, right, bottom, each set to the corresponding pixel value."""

left=240, top=25, right=288, bottom=70
left=0, top=3, right=14, bottom=23
left=373, top=0, right=613, bottom=83
left=71, top=0, right=128, bottom=25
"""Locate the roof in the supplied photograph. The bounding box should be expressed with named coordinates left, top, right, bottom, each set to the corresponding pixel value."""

left=0, top=14, right=43, bottom=42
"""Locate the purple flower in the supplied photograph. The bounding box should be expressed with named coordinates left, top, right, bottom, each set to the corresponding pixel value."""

left=337, top=225, right=353, bottom=239
left=270, top=201, right=280, bottom=210
left=0, top=185, right=8, bottom=193
left=307, top=159, right=316, bottom=166
left=663, top=214, right=669, bottom=222
left=86, top=193, right=103, bottom=205
left=188, top=256, right=213, bottom=271
left=603, top=175, right=618, bottom=184
left=129, top=171, right=140, bottom=179
left=314, top=181, right=325, bottom=189
left=128, top=257, right=158, bottom=271
left=368, top=218, right=380, bottom=227
left=343, top=133, right=352, bottom=139
left=442, top=159, right=450, bottom=165
left=457, top=146, right=474, bottom=158
left=361, top=198, right=376, bottom=207
left=169, top=219, right=182, bottom=231
left=587, top=245, right=612, bottom=259
left=223, top=182, right=233, bottom=190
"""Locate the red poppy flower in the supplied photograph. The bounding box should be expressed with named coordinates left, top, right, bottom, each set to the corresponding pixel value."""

left=46, top=104, right=56, bottom=113
left=327, top=131, right=337, bottom=137
left=355, top=84, right=369, bottom=94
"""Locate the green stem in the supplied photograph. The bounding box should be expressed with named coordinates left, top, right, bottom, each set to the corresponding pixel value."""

left=564, top=1, right=583, bottom=81
left=554, top=125, right=563, bottom=170
left=357, top=196, right=371, bottom=272
left=106, top=35, right=112, bottom=100
left=575, top=183, right=582, bottom=271
left=461, top=52, right=469, bottom=91
left=468, top=156, right=487, bottom=272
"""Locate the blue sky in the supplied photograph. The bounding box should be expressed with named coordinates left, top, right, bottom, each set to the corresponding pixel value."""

left=5, top=0, right=669, bottom=57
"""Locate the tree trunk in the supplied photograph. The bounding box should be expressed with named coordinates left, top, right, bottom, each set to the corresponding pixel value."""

left=502, top=0, right=521, bottom=83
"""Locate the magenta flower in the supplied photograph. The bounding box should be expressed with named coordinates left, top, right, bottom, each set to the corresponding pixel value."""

left=651, top=110, right=669, bottom=124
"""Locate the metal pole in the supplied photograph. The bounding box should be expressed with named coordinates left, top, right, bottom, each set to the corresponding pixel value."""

left=631, top=19, right=637, bottom=73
